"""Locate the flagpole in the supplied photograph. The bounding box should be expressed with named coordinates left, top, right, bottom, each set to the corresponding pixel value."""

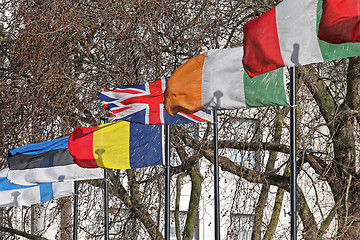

left=73, top=181, right=79, bottom=240
left=212, top=110, right=220, bottom=240
left=165, top=125, right=171, bottom=240
left=100, top=117, right=110, bottom=240
left=104, top=169, right=109, bottom=240
left=290, top=66, right=297, bottom=240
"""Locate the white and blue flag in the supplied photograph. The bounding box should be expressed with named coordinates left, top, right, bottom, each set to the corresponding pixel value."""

left=0, top=168, right=73, bottom=207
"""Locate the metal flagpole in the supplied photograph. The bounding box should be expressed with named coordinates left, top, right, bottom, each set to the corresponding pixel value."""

left=290, top=66, right=297, bottom=240
left=165, top=125, right=171, bottom=240
left=104, top=169, right=109, bottom=240
left=100, top=117, right=110, bottom=240
left=213, top=110, right=220, bottom=240
left=73, top=181, right=79, bottom=240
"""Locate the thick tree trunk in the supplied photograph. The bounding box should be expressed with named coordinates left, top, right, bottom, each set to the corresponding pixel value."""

left=302, top=57, right=360, bottom=239
left=262, top=188, right=285, bottom=240
left=59, top=197, right=72, bottom=240
left=335, top=56, right=360, bottom=239
left=175, top=172, right=187, bottom=240
left=31, top=205, right=43, bottom=236
left=183, top=167, right=203, bottom=240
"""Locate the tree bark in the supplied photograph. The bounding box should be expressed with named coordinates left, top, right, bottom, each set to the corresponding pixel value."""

left=175, top=172, right=187, bottom=240
left=59, top=197, right=72, bottom=240
left=302, top=60, right=360, bottom=239
left=183, top=167, right=203, bottom=240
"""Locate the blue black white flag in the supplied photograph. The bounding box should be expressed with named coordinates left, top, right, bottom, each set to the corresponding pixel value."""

left=7, top=137, right=103, bottom=185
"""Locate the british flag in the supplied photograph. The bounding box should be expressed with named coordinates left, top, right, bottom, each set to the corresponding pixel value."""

left=98, top=78, right=212, bottom=125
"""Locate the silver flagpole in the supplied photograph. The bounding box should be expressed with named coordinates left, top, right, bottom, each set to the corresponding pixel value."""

left=290, top=66, right=297, bottom=240
left=165, top=125, right=171, bottom=239
left=213, top=110, right=220, bottom=240
left=73, top=181, right=79, bottom=240
left=104, top=169, right=109, bottom=240
left=101, top=117, right=110, bottom=240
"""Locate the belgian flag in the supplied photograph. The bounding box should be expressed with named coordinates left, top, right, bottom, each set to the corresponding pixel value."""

left=68, top=121, right=164, bottom=169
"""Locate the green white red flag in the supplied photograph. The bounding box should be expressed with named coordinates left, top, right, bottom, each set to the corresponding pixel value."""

left=318, top=0, right=360, bottom=43
left=242, top=0, right=360, bottom=78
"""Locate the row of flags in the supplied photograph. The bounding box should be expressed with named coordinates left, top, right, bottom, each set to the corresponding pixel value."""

left=1, top=77, right=213, bottom=207
left=1, top=0, right=359, bottom=208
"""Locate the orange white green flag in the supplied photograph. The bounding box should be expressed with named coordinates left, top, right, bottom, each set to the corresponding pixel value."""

left=164, top=47, right=288, bottom=116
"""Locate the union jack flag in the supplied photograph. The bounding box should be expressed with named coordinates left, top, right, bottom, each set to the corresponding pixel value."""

left=98, top=78, right=212, bottom=125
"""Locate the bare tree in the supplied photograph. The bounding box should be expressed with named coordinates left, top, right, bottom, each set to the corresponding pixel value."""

left=1, top=0, right=360, bottom=239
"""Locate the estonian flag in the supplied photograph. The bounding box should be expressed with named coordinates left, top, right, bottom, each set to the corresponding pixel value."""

left=7, top=137, right=103, bottom=186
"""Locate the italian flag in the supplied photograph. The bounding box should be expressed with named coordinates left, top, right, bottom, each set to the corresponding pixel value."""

left=164, top=47, right=288, bottom=116
left=242, top=0, right=360, bottom=78
left=318, top=0, right=360, bottom=43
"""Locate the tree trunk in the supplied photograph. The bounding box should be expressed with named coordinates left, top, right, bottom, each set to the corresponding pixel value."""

left=175, top=172, right=187, bottom=240
left=183, top=167, right=202, bottom=240
left=59, top=197, right=72, bottom=240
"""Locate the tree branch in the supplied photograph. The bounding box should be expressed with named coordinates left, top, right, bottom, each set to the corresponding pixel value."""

left=0, top=225, right=48, bottom=240
left=301, top=65, right=336, bottom=130
left=346, top=57, right=360, bottom=111
left=127, top=169, right=163, bottom=240
left=252, top=106, right=287, bottom=240
left=183, top=167, right=203, bottom=240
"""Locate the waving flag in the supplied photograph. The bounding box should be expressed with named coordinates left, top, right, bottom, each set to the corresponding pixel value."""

left=68, top=121, right=164, bottom=169
left=318, top=0, right=360, bottom=43
left=98, top=78, right=212, bottom=125
left=242, top=0, right=360, bottom=77
left=164, top=47, right=288, bottom=116
left=7, top=137, right=103, bottom=185
left=0, top=168, right=73, bottom=207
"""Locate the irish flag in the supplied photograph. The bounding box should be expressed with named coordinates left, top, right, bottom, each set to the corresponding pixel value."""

left=164, top=47, right=288, bottom=116
left=318, top=0, right=360, bottom=43
left=242, top=0, right=360, bottom=78
left=68, top=121, right=164, bottom=169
